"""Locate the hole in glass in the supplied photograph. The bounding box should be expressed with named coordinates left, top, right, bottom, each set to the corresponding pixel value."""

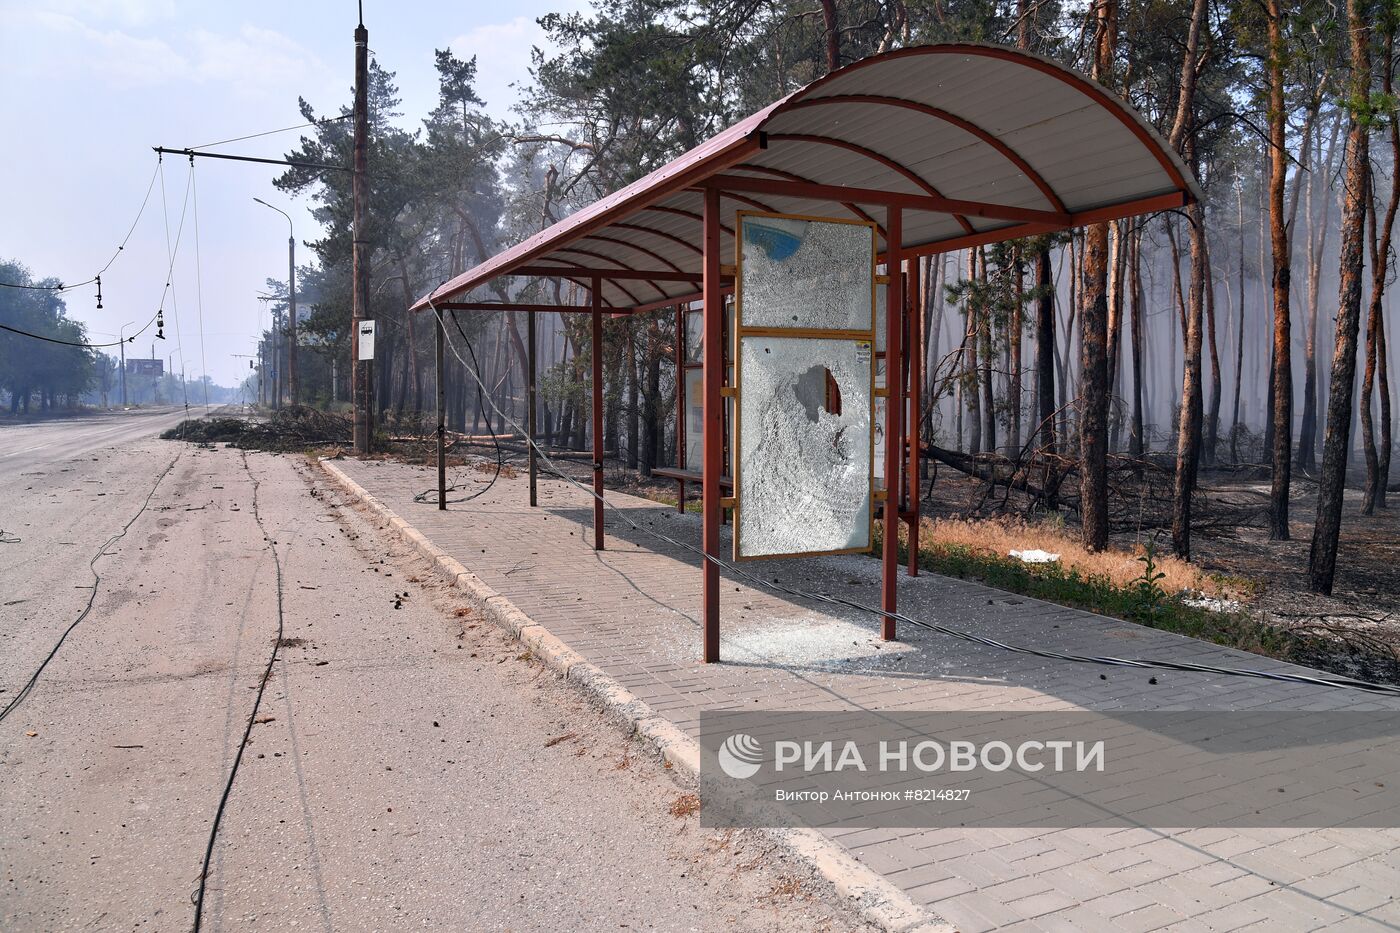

left=794, top=364, right=842, bottom=422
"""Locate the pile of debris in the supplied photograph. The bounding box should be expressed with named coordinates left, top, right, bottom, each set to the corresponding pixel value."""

left=162, top=406, right=352, bottom=451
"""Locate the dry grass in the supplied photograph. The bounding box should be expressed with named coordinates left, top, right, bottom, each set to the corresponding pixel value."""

left=669, top=792, right=701, bottom=819
left=919, top=515, right=1218, bottom=597
left=762, top=875, right=804, bottom=901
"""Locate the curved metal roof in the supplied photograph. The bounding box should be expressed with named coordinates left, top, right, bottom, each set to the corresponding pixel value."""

left=415, top=43, right=1200, bottom=312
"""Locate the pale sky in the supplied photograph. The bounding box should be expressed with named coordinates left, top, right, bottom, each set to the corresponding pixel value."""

left=0, top=0, right=589, bottom=387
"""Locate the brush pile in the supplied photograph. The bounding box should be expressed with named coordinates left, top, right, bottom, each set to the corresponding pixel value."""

left=161, top=406, right=352, bottom=451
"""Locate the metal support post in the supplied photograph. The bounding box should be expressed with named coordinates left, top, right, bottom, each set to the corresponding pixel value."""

left=591, top=279, right=605, bottom=550
left=701, top=185, right=723, bottom=662
left=436, top=309, right=446, bottom=510
left=881, top=207, right=904, bottom=639
left=528, top=309, right=538, bottom=507
left=906, top=257, right=921, bottom=576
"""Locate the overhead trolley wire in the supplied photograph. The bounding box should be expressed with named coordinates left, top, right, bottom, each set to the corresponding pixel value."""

left=188, top=113, right=352, bottom=152
left=0, top=159, right=162, bottom=292
left=1, top=152, right=191, bottom=352
left=426, top=296, right=1400, bottom=701
left=0, top=323, right=138, bottom=349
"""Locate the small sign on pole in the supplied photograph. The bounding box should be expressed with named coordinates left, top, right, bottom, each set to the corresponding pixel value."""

left=357, top=320, right=376, bottom=361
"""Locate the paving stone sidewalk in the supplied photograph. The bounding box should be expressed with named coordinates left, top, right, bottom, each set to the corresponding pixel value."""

left=336, top=458, right=1400, bottom=932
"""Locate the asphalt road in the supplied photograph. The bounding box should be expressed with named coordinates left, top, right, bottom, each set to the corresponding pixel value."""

left=0, top=420, right=869, bottom=931
left=0, top=407, right=196, bottom=473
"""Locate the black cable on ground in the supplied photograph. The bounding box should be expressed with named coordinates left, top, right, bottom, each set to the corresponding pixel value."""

left=0, top=450, right=182, bottom=726
left=426, top=297, right=1400, bottom=700
left=412, top=310, right=503, bottom=507
left=191, top=450, right=286, bottom=932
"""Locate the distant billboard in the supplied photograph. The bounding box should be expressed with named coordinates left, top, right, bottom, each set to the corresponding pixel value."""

left=126, top=359, right=164, bottom=377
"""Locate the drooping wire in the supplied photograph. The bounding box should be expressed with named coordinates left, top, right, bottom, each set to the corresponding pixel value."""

left=413, top=309, right=504, bottom=506
left=426, top=296, right=1400, bottom=700
left=0, top=323, right=135, bottom=349
left=0, top=451, right=182, bottom=726
left=189, top=114, right=352, bottom=152
left=0, top=159, right=161, bottom=292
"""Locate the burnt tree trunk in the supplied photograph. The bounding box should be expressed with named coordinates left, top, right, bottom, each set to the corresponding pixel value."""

left=1309, top=0, right=1372, bottom=593
left=1036, top=246, right=1057, bottom=456
left=1172, top=201, right=1207, bottom=559
left=1129, top=224, right=1146, bottom=458
left=1168, top=0, right=1208, bottom=559
left=1362, top=28, right=1399, bottom=512
left=1266, top=0, right=1295, bottom=540
left=1080, top=222, right=1112, bottom=551
left=1231, top=183, right=1247, bottom=463
left=1204, top=244, right=1223, bottom=465
left=1299, top=117, right=1341, bottom=472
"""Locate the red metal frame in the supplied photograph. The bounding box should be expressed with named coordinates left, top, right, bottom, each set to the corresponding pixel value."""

left=781, top=96, right=1068, bottom=213
left=764, top=133, right=977, bottom=234
left=592, top=277, right=605, bottom=551
left=702, top=174, right=1071, bottom=226
left=881, top=208, right=904, bottom=639
left=906, top=258, right=922, bottom=577
left=701, top=186, right=723, bottom=662
left=404, top=45, right=1201, bottom=665
left=736, top=164, right=887, bottom=239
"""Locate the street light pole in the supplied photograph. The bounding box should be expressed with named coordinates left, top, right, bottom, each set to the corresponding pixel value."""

left=254, top=197, right=298, bottom=405
left=118, top=320, right=134, bottom=407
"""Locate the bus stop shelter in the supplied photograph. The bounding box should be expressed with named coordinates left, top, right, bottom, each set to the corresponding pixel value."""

left=410, top=43, right=1199, bottom=663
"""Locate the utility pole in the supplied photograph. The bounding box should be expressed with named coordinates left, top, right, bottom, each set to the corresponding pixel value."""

left=273, top=319, right=282, bottom=409
left=254, top=197, right=298, bottom=405
left=351, top=9, right=371, bottom=453
left=118, top=320, right=133, bottom=407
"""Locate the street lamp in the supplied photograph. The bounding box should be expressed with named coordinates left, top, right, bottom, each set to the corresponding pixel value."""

left=118, top=320, right=135, bottom=407
left=253, top=197, right=298, bottom=405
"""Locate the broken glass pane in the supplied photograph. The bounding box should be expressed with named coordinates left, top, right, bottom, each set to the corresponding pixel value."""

left=739, top=215, right=874, bottom=332
left=736, top=335, right=872, bottom=558
left=685, top=308, right=702, bottom=363
left=684, top=367, right=703, bottom=471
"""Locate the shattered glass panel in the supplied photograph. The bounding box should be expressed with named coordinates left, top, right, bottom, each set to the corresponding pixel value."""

left=873, top=396, right=885, bottom=491
left=684, top=367, right=703, bottom=471
left=685, top=309, right=703, bottom=363
left=736, top=335, right=872, bottom=558
left=740, top=216, right=874, bottom=332
left=875, top=281, right=886, bottom=351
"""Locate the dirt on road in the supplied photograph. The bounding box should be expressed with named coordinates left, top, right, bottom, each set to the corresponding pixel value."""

left=0, top=434, right=873, bottom=932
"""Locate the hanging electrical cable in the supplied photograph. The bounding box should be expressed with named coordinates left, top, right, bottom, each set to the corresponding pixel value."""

left=188, top=113, right=352, bottom=152
left=0, top=323, right=135, bottom=349
left=413, top=309, right=505, bottom=506
left=0, top=159, right=161, bottom=292
left=426, top=296, right=1400, bottom=700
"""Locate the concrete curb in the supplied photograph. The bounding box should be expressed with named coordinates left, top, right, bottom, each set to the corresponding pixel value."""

left=318, top=457, right=951, bottom=933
